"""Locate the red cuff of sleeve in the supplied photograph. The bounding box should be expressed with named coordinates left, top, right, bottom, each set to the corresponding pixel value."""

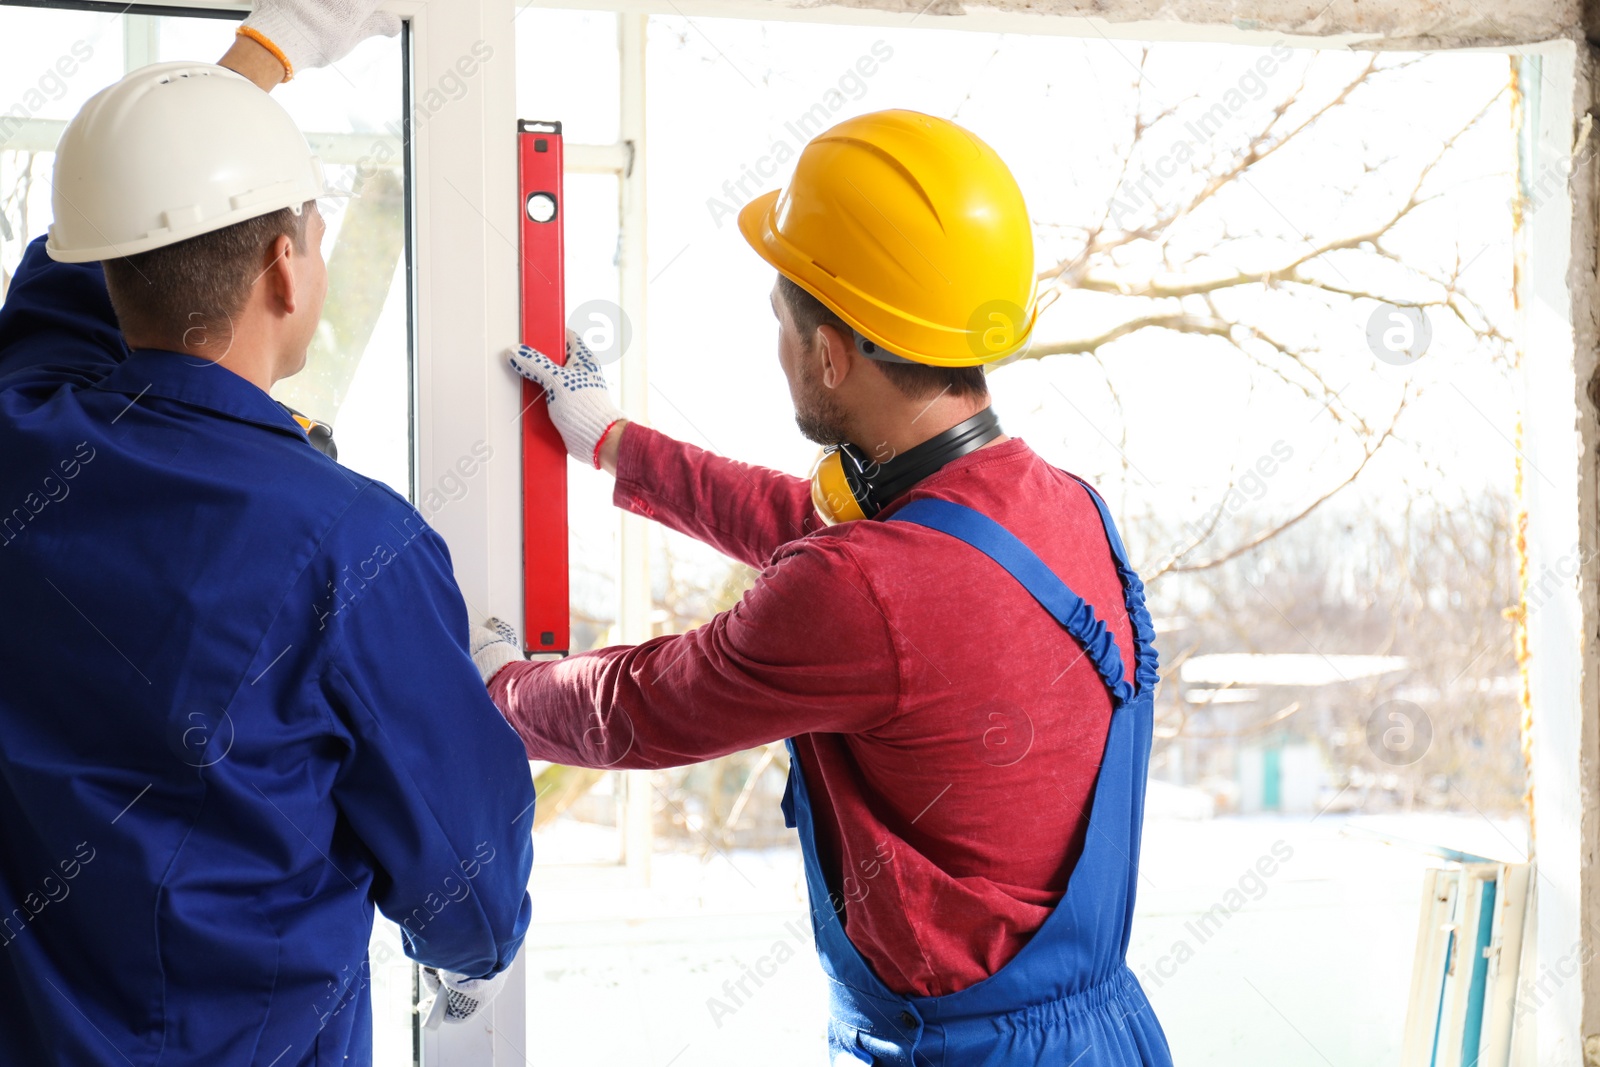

left=591, top=419, right=623, bottom=469
left=615, top=421, right=670, bottom=483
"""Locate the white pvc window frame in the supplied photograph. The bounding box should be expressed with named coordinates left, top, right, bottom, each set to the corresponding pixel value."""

left=412, top=4, right=656, bottom=1055
left=402, top=0, right=527, bottom=1060
left=412, top=5, right=647, bottom=1061
left=1510, top=41, right=1588, bottom=1067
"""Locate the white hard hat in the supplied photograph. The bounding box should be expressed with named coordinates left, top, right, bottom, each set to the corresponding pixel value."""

left=46, top=61, right=341, bottom=263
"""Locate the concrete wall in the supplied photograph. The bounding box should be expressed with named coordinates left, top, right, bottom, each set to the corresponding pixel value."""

left=822, top=0, right=1579, bottom=49
left=1516, top=38, right=1600, bottom=1067
left=537, top=0, right=1585, bottom=49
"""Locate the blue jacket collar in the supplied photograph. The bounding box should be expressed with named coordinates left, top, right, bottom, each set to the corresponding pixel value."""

left=91, top=348, right=307, bottom=440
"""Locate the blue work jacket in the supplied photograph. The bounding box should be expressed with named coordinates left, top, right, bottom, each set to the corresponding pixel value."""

left=0, top=237, right=535, bottom=1066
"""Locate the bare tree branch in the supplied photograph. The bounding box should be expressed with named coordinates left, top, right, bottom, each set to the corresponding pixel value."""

left=1151, top=396, right=1410, bottom=577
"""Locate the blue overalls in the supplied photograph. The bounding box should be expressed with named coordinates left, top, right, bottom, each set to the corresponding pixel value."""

left=783, top=493, right=1173, bottom=1066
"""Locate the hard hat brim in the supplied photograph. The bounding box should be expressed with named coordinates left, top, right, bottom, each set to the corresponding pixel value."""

left=735, top=189, right=787, bottom=279
left=46, top=175, right=346, bottom=264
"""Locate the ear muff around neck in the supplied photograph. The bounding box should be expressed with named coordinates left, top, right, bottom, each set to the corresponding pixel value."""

left=809, top=407, right=1001, bottom=525
left=811, top=447, right=870, bottom=525
left=277, top=401, right=338, bottom=460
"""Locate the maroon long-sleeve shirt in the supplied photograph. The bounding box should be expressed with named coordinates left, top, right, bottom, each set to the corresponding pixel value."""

left=492, top=425, right=1134, bottom=997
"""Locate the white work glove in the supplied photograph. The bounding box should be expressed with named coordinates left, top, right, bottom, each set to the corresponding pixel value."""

left=240, top=0, right=401, bottom=80
left=470, top=618, right=522, bottom=686
left=507, top=330, right=626, bottom=468
left=419, top=966, right=510, bottom=1029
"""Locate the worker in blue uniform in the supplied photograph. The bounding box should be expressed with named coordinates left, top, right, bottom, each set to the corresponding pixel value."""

left=0, top=8, right=534, bottom=1066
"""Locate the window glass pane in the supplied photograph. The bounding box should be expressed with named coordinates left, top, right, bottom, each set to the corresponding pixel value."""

left=639, top=17, right=1516, bottom=1067
left=534, top=173, right=628, bottom=867
left=565, top=171, right=623, bottom=654
left=0, top=12, right=123, bottom=270
left=507, top=11, right=1516, bottom=1067
left=264, top=34, right=412, bottom=498
left=515, top=8, right=621, bottom=144
left=0, top=10, right=123, bottom=127
left=138, top=14, right=234, bottom=69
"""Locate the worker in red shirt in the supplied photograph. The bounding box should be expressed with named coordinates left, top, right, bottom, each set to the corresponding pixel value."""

left=477, top=110, right=1173, bottom=1066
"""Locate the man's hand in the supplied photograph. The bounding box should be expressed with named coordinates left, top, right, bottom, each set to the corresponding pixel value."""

left=237, top=0, right=401, bottom=83
left=419, top=966, right=511, bottom=1029
left=506, top=331, right=627, bottom=470
left=470, top=618, right=523, bottom=686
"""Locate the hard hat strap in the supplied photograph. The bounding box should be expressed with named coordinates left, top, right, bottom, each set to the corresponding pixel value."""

left=850, top=329, right=919, bottom=365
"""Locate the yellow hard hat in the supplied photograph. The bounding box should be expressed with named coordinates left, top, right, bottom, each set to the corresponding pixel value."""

left=738, top=109, right=1037, bottom=367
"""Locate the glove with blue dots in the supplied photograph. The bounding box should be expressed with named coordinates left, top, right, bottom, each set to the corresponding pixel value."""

left=419, top=965, right=511, bottom=1029
left=469, top=617, right=523, bottom=686
left=506, top=329, right=625, bottom=468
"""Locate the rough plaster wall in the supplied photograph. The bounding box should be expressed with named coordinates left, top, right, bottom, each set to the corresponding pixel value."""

left=1576, top=39, right=1600, bottom=1061
left=796, top=0, right=1583, bottom=48
left=1513, top=40, right=1597, bottom=1066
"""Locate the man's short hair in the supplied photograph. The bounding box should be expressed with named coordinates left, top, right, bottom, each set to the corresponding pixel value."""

left=102, top=202, right=312, bottom=348
left=775, top=275, right=987, bottom=402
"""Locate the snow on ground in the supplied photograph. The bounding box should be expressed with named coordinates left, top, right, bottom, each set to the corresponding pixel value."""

left=514, top=810, right=1526, bottom=1066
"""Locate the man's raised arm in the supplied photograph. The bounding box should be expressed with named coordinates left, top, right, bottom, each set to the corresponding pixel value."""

left=508, top=332, right=823, bottom=569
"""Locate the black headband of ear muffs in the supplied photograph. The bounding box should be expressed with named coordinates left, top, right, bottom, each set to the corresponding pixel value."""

left=834, top=406, right=1002, bottom=520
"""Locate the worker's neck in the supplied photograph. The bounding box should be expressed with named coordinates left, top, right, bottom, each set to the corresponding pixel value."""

left=126, top=331, right=283, bottom=394
left=847, top=394, right=1004, bottom=462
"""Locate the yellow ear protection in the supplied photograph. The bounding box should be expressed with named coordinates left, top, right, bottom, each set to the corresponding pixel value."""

left=810, top=407, right=1002, bottom=525
left=276, top=401, right=338, bottom=460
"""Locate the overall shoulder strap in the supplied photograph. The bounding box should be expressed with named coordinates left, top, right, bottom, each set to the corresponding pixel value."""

left=890, top=497, right=1134, bottom=704
left=1065, top=475, right=1162, bottom=695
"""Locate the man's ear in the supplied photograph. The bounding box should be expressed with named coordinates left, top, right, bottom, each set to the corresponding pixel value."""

left=815, top=322, right=855, bottom=390
left=262, top=234, right=299, bottom=317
